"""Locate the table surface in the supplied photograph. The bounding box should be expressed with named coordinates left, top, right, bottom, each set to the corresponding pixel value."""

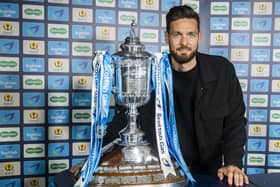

left=54, top=170, right=280, bottom=187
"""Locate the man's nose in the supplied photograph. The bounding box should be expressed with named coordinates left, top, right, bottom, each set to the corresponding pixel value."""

left=180, top=34, right=189, bottom=45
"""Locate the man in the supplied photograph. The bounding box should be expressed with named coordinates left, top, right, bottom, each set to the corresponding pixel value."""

left=155, top=4, right=249, bottom=186
left=67, top=4, right=249, bottom=187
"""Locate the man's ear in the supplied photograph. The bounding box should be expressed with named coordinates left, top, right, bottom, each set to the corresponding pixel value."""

left=198, top=31, right=202, bottom=42
left=164, top=31, right=169, bottom=43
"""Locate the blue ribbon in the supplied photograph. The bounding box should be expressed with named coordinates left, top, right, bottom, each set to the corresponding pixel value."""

left=154, top=52, right=195, bottom=183
left=79, top=51, right=113, bottom=187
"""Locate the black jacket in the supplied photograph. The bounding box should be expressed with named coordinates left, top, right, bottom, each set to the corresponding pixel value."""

left=104, top=52, right=247, bottom=176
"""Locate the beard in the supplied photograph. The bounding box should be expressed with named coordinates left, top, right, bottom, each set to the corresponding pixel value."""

left=169, top=46, right=197, bottom=65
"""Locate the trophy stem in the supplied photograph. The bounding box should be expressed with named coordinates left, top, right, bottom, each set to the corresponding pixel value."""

left=127, top=104, right=138, bottom=132
left=119, top=104, right=147, bottom=146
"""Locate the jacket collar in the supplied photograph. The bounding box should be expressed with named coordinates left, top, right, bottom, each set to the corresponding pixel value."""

left=196, top=52, right=217, bottom=85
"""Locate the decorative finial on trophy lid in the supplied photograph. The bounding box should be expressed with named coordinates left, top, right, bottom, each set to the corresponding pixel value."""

left=130, top=20, right=136, bottom=39
left=120, top=20, right=144, bottom=53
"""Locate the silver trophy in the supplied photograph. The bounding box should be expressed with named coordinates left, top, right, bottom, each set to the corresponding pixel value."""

left=89, top=21, right=186, bottom=186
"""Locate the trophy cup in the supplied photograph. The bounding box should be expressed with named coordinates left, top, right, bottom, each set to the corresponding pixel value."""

left=85, top=21, right=187, bottom=187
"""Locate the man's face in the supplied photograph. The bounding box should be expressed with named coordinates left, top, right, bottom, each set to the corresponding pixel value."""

left=165, top=18, right=201, bottom=64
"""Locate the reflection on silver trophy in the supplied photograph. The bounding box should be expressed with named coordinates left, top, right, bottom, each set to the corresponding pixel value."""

left=83, top=21, right=188, bottom=187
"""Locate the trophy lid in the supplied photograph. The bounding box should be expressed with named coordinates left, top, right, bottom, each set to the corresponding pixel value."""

left=121, top=36, right=144, bottom=53
left=115, top=20, right=151, bottom=57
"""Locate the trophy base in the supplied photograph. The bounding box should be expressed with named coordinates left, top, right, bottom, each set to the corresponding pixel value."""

left=89, top=142, right=187, bottom=186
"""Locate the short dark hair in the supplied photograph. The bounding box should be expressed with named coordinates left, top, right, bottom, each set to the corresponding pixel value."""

left=166, top=5, right=200, bottom=33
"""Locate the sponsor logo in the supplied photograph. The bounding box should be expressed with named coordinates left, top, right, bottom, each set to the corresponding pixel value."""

left=252, top=33, right=271, bottom=46
left=253, top=18, right=272, bottom=31
left=72, top=25, right=92, bottom=39
left=51, top=127, right=67, bottom=139
left=140, top=29, right=158, bottom=43
left=72, top=42, right=92, bottom=56
left=48, top=24, right=68, bottom=38
left=251, top=64, right=270, bottom=77
left=96, top=0, right=115, bottom=7
left=23, top=127, right=45, bottom=141
left=23, top=160, right=45, bottom=175
left=0, top=144, right=20, bottom=159
left=72, top=76, right=92, bottom=90
left=268, top=154, right=280, bottom=167
left=269, top=125, right=280, bottom=137
left=72, top=109, right=91, bottom=123
left=0, top=21, right=19, bottom=36
left=247, top=139, right=266, bottom=151
left=210, top=17, right=229, bottom=30
left=72, top=125, right=90, bottom=140
left=0, top=110, right=20, bottom=125
left=231, top=18, right=250, bottom=30
left=234, top=64, right=248, bottom=77
left=48, top=58, right=69, bottom=72
left=0, top=3, right=19, bottom=18
left=249, top=124, right=267, bottom=137
left=247, top=154, right=265, bottom=166
left=96, top=9, right=116, bottom=24
left=253, top=2, right=272, bottom=15
left=22, top=5, right=44, bottom=20
left=0, top=39, right=19, bottom=54
left=250, top=79, right=269, bottom=92
left=211, top=2, right=229, bottom=15
left=269, top=140, right=280, bottom=152
left=118, top=11, right=137, bottom=25
left=251, top=48, right=270, bottom=62
left=72, top=142, right=89, bottom=156
left=48, top=159, right=69, bottom=173
left=48, top=6, right=69, bottom=21
left=72, top=8, right=92, bottom=22
left=48, top=109, right=69, bottom=124
left=48, top=41, right=69, bottom=56
left=119, top=0, right=137, bottom=9
left=24, top=8, right=42, bottom=16
left=48, top=75, right=69, bottom=90
left=0, top=130, right=20, bottom=143
left=23, top=75, right=45, bottom=89
left=0, top=161, right=20, bottom=176
left=24, top=144, right=45, bottom=158
left=25, top=147, right=43, bottom=154
left=0, top=93, right=19, bottom=106
left=23, top=40, right=45, bottom=55
left=249, top=94, right=268, bottom=107
left=248, top=109, right=268, bottom=122
left=140, top=12, right=159, bottom=27
left=232, top=2, right=250, bottom=15
left=210, top=33, right=228, bottom=46
left=96, top=26, right=116, bottom=41
left=24, top=110, right=45, bottom=124
left=50, top=163, right=67, bottom=169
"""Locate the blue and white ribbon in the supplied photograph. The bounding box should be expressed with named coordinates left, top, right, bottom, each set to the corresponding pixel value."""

left=153, top=52, right=195, bottom=183
left=74, top=51, right=113, bottom=187
left=153, top=53, right=176, bottom=177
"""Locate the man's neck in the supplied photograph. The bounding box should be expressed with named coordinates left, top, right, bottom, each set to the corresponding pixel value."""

left=171, top=58, right=197, bottom=72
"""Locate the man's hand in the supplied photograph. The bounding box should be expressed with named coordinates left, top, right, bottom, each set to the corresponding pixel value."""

left=217, top=165, right=249, bottom=186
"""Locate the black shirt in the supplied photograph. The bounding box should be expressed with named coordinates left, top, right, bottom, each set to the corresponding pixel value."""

left=172, top=65, right=201, bottom=173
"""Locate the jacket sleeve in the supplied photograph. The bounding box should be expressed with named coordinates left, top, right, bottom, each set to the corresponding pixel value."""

left=222, top=63, right=247, bottom=168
